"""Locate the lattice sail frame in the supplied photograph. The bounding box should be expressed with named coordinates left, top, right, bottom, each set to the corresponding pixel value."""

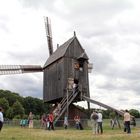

left=0, top=65, right=43, bottom=75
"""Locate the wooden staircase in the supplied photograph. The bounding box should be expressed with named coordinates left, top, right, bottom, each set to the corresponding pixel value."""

left=54, top=89, right=79, bottom=123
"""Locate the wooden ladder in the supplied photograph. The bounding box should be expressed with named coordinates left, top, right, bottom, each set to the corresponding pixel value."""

left=54, top=89, right=79, bottom=123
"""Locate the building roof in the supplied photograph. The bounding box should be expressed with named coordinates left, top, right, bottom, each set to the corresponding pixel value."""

left=77, top=52, right=88, bottom=60
left=43, top=36, right=75, bottom=68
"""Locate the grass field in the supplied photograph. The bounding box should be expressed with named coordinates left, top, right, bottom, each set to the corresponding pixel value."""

left=0, top=125, right=140, bottom=140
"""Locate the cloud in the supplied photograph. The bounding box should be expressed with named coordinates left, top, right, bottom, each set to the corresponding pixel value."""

left=19, top=0, right=55, bottom=9
left=4, top=45, right=48, bottom=65
left=0, top=73, right=43, bottom=98
left=0, top=16, right=10, bottom=33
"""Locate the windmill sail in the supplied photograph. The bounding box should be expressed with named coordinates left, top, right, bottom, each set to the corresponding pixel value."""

left=0, top=65, right=43, bottom=75
left=44, top=17, right=53, bottom=56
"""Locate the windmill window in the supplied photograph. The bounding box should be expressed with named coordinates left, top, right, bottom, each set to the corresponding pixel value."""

left=77, top=60, right=84, bottom=72
left=78, top=60, right=84, bottom=67
left=74, top=61, right=84, bottom=72
left=74, top=62, right=80, bottom=70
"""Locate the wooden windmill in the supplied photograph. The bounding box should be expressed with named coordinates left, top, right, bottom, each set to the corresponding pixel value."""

left=0, top=17, right=125, bottom=123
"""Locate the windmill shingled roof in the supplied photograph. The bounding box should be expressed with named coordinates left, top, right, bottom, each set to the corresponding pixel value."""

left=77, top=52, right=89, bottom=60
left=43, top=36, right=75, bottom=68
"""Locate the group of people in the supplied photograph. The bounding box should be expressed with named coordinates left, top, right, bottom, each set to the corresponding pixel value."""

left=20, top=118, right=28, bottom=127
left=40, top=112, right=54, bottom=130
left=90, top=110, right=103, bottom=134
left=110, top=109, right=135, bottom=134
left=19, top=109, right=136, bottom=135
left=18, top=109, right=136, bottom=135
left=0, top=104, right=136, bottom=135
left=90, top=109, right=135, bottom=135
left=19, top=112, right=34, bottom=128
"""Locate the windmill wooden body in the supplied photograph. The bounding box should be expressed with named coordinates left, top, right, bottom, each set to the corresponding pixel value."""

left=43, top=34, right=90, bottom=103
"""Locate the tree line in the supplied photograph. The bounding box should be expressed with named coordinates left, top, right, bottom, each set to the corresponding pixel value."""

left=102, top=109, right=140, bottom=119
left=0, top=89, right=51, bottom=119
left=0, top=89, right=140, bottom=120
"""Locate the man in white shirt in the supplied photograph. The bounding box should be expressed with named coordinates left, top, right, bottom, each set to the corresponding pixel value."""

left=124, top=109, right=131, bottom=133
left=97, top=110, right=103, bottom=134
left=0, top=107, right=4, bottom=132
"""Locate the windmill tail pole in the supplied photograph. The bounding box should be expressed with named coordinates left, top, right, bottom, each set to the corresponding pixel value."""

left=82, top=95, right=125, bottom=116
left=44, top=16, right=53, bottom=56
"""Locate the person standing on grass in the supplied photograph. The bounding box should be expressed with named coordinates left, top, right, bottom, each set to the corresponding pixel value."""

left=48, top=112, right=54, bottom=130
left=20, top=119, right=23, bottom=127
left=74, top=115, right=80, bottom=129
left=97, top=110, right=103, bottom=134
left=124, top=109, right=131, bottom=134
left=90, top=110, right=98, bottom=134
left=0, top=107, right=4, bottom=132
left=40, top=114, right=46, bottom=129
left=28, top=112, right=34, bottom=128
left=64, top=115, right=68, bottom=129
left=46, top=114, right=50, bottom=130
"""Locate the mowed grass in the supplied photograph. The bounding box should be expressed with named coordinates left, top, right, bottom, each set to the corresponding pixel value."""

left=0, top=126, right=140, bottom=140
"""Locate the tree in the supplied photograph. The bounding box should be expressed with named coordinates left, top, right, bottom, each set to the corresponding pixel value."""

left=109, top=111, right=116, bottom=119
left=0, top=89, right=51, bottom=118
left=0, top=97, right=9, bottom=111
left=23, top=96, right=51, bottom=116
left=12, top=100, right=25, bottom=118
left=23, top=96, right=36, bottom=115
left=0, top=89, right=24, bottom=106
left=6, top=107, right=14, bottom=119
left=129, top=109, right=140, bottom=118
left=102, top=109, right=112, bottom=119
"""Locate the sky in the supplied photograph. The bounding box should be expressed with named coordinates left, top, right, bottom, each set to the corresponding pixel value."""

left=0, top=0, right=140, bottom=110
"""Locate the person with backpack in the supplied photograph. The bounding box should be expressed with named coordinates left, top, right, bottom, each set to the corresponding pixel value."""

left=90, top=110, right=98, bottom=134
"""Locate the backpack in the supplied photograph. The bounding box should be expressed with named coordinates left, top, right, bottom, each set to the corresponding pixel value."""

left=91, top=113, right=98, bottom=120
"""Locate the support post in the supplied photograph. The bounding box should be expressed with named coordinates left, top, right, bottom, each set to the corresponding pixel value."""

left=115, top=112, right=121, bottom=129
left=66, top=88, right=69, bottom=119
left=87, top=101, right=90, bottom=110
left=87, top=101, right=90, bottom=119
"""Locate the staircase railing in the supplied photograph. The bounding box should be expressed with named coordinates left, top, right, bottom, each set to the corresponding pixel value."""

left=54, top=88, right=79, bottom=123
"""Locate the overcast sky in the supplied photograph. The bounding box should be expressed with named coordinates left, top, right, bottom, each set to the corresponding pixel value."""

left=0, top=0, right=140, bottom=110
